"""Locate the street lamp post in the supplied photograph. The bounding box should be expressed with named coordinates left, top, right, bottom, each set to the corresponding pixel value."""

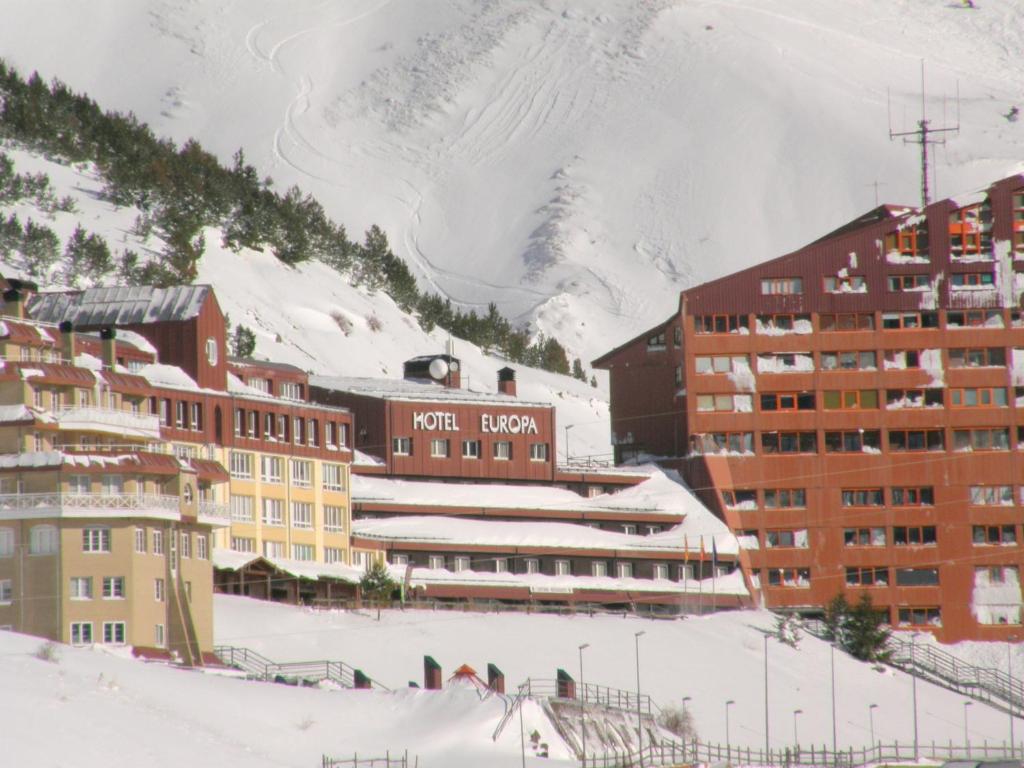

left=793, top=709, right=803, bottom=748
left=830, top=644, right=838, bottom=754
left=911, top=633, right=920, bottom=761
left=579, top=643, right=590, bottom=764
left=868, top=704, right=878, bottom=748
left=1009, top=635, right=1017, bottom=758
left=565, top=424, right=575, bottom=464
left=635, top=631, right=646, bottom=768
left=726, top=700, right=736, bottom=757
left=764, top=634, right=770, bottom=756
left=963, top=701, right=972, bottom=752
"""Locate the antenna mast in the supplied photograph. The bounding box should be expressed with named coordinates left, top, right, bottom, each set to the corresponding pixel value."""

left=888, top=60, right=959, bottom=207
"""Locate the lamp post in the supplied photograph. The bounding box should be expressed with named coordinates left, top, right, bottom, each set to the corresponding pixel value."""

left=911, top=633, right=920, bottom=761
left=793, top=709, right=803, bottom=748
left=565, top=424, right=575, bottom=464
left=764, top=634, right=770, bottom=756
left=868, top=704, right=878, bottom=747
left=1009, top=635, right=1017, bottom=758
left=578, top=643, right=590, bottom=763
left=830, top=644, right=838, bottom=754
left=635, top=630, right=646, bottom=767
left=963, top=701, right=972, bottom=751
left=726, top=699, right=735, bottom=756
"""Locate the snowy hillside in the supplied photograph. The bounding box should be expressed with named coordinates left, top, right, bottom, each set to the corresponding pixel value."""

left=5, top=597, right=1024, bottom=768
left=0, top=147, right=612, bottom=458
left=4, top=1, right=1024, bottom=366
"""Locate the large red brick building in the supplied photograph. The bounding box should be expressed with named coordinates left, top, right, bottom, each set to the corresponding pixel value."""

left=595, top=173, right=1024, bottom=641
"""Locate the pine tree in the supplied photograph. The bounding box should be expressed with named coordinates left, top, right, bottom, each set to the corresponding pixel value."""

left=844, top=592, right=892, bottom=662
left=572, top=358, right=586, bottom=381
left=360, top=560, right=398, bottom=605
left=823, top=593, right=850, bottom=645
left=231, top=325, right=257, bottom=358
left=20, top=218, right=61, bottom=279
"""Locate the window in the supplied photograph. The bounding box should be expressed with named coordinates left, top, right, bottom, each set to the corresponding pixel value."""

left=766, top=568, right=810, bottom=587
left=846, top=567, right=888, bottom=586
left=291, top=502, right=313, bottom=529
left=953, top=428, right=1010, bottom=451
left=760, top=392, right=815, bottom=412
left=154, top=578, right=165, bottom=602
left=102, top=577, right=125, bottom=599
left=101, top=474, right=124, bottom=496
left=887, top=274, right=930, bottom=291
left=949, top=202, right=991, bottom=258
left=761, top=277, right=803, bottom=295
left=622, top=524, right=638, bottom=535
left=308, top=419, right=319, bottom=447
left=524, top=558, right=540, bottom=574
left=886, top=388, right=943, bottom=409
left=647, top=331, right=666, bottom=349
left=494, top=558, right=508, bottom=573
left=951, top=272, right=995, bottom=289
left=824, top=430, right=881, bottom=453
left=970, top=486, right=1014, bottom=506
left=892, top=487, right=934, bottom=506
left=69, top=577, right=92, bottom=600
left=888, top=429, right=944, bottom=452
left=175, top=400, right=186, bottom=429
left=102, top=621, right=126, bottom=645
left=229, top=451, right=253, bottom=479
left=261, top=498, right=284, bottom=526
left=230, top=495, right=255, bottom=522
left=893, top=526, right=937, bottom=546
left=529, top=443, right=549, bottom=462
left=882, top=311, right=939, bottom=329
left=695, top=354, right=750, bottom=374
left=947, top=309, right=1003, bottom=328
left=899, top=607, right=941, bottom=627
left=280, top=381, right=303, bottom=401
left=652, top=564, right=669, bottom=580
left=844, top=527, right=887, bottom=547
left=764, top=489, right=806, bottom=509
left=885, top=225, right=929, bottom=261
left=696, top=394, right=753, bottom=413
left=760, top=431, right=816, bottom=454
left=453, top=556, right=471, bottom=573
left=391, top=553, right=409, bottom=566
left=673, top=326, right=682, bottom=346
left=765, top=530, right=807, bottom=548
left=973, top=525, right=1017, bottom=545
left=152, top=530, right=164, bottom=555
left=231, top=536, right=255, bottom=553
left=70, top=622, right=93, bottom=645
left=462, top=440, right=481, bottom=459
left=430, top=439, right=450, bottom=458
left=617, top=562, right=634, bottom=579
left=134, top=527, right=147, bottom=553
left=756, top=314, right=811, bottom=333
left=823, top=389, right=878, bottom=410
left=820, top=351, right=876, bottom=371
left=841, top=489, right=883, bottom=507
left=324, top=505, right=344, bottom=533
left=493, top=441, right=512, bottom=460
left=393, top=437, right=412, bottom=456
left=592, top=562, right=608, bottom=577
left=29, top=525, right=58, bottom=555
left=823, top=275, right=866, bottom=293
left=695, top=314, right=749, bottom=334
left=277, top=414, right=289, bottom=442
left=819, top=313, right=875, bottom=331
left=324, top=548, right=346, bottom=564
left=260, top=456, right=283, bottom=483
left=180, top=532, right=191, bottom=559
left=292, top=544, right=315, bottom=561
left=693, top=432, right=755, bottom=454
left=428, top=555, right=446, bottom=570
left=951, top=388, right=1007, bottom=408
left=68, top=474, right=90, bottom=495
left=82, top=527, right=110, bottom=553
left=292, top=417, right=304, bottom=445
left=896, top=568, right=940, bottom=587
left=1013, top=189, right=1024, bottom=254
left=884, top=349, right=920, bottom=369
left=554, top=559, right=571, bottom=576
left=196, top=535, right=207, bottom=560
left=722, top=489, right=758, bottom=509
left=263, top=540, right=284, bottom=559
left=155, top=624, right=166, bottom=648
left=949, top=347, right=1006, bottom=367
left=322, top=464, right=345, bottom=492
left=0, top=528, right=12, bottom=558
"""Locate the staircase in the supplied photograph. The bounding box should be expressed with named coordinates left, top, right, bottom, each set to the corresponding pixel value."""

left=213, top=645, right=386, bottom=689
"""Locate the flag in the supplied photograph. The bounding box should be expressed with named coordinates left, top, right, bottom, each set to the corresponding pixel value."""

left=683, top=533, right=689, bottom=562
left=712, top=538, right=718, bottom=571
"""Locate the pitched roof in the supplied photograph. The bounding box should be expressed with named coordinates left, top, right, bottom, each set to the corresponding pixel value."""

left=309, top=375, right=550, bottom=408
left=28, top=286, right=211, bottom=327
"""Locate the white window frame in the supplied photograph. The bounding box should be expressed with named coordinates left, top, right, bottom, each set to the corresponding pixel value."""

left=524, top=558, right=540, bottom=574
left=152, top=529, right=164, bottom=555
left=180, top=532, right=191, bottom=559
left=324, top=547, right=346, bottom=564
left=196, top=534, right=208, bottom=560
left=82, top=527, right=111, bottom=553
left=69, top=576, right=92, bottom=600
left=324, top=505, right=344, bottom=533
left=231, top=536, right=255, bottom=553
left=393, top=437, right=412, bottom=456
left=154, top=578, right=165, bottom=602
left=617, top=562, right=634, bottom=579
left=591, top=561, right=608, bottom=577
left=155, top=623, right=166, bottom=648
left=29, top=524, right=58, bottom=555
left=554, top=559, right=571, bottom=576
left=229, top=451, right=253, bottom=479
left=292, top=543, right=315, bottom=562
left=454, top=555, right=471, bottom=572
left=0, top=528, right=13, bottom=558
left=430, top=439, right=450, bottom=458
left=322, top=463, right=345, bottom=492
left=494, top=558, right=508, bottom=573
left=263, top=540, right=284, bottom=558
left=493, top=441, right=512, bottom=461
left=462, top=440, right=481, bottom=459
left=261, top=498, right=284, bottom=527
left=392, top=553, right=409, bottom=566
left=230, top=495, right=255, bottom=522
left=102, top=576, right=125, bottom=599
left=290, top=459, right=312, bottom=488
left=260, top=455, right=283, bottom=484
left=291, top=501, right=313, bottom=529
left=428, top=555, right=446, bottom=570
left=653, top=563, right=669, bottom=580
left=0, top=579, right=12, bottom=604
left=529, top=443, right=549, bottom=462
left=134, top=527, right=147, bottom=553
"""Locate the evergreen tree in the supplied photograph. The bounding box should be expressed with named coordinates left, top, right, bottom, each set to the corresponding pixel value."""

left=20, top=218, right=61, bottom=279
left=359, top=560, right=398, bottom=603
left=844, top=592, right=892, bottom=662
left=231, top=324, right=257, bottom=358
left=823, top=593, right=850, bottom=645
left=572, top=358, right=586, bottom=381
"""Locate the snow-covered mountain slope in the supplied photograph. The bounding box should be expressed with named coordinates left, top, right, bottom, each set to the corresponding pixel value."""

left=0, top=147, right=612, bottom=459
left=5, top=0, right=1024, bottom=366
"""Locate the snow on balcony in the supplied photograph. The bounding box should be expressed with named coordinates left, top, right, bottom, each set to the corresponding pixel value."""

left=55, top=406, right=160, bottom=439
left=0, top=492, right=181, bottom=520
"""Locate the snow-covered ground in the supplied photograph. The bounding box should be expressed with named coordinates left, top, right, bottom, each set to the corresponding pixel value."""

left=6, top=596, right=1023, bottom=768
left=4, top=0, right=1024, bottom=371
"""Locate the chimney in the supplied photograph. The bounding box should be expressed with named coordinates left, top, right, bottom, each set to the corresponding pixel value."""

left=59, top=320, right=76, bottom=363
left=424, top=655, right=442, bottom=690
left=487, top=663, right=505, bottom=694
left=100, top=327, right=117, bottom=369
left=497, top=367, right=516, bottom=397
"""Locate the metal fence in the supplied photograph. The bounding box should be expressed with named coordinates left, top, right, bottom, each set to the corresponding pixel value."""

left=321, top=752, right=412, bottom=768
left=214, top=645, right=388, bottom=690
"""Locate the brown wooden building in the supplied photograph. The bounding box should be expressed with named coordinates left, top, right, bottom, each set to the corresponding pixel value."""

left=595, top=173, right=1024, bottom=642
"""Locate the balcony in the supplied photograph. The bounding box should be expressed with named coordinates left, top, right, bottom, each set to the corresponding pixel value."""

left=0, top=492, right=180, bottom=520
left=198, top=499, right=230, bottom=522
left=55, top=406, right=160, bottom=439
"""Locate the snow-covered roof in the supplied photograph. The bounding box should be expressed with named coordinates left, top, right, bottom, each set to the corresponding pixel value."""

left=354, top=514, right=737, bottom=555
left=310, top=375, right=550, bottom=408
left=213, top=548, right=364, bottom=583
left=354, top=449, right=385, bottom=467
left=29, top=285, right=210, bottom=326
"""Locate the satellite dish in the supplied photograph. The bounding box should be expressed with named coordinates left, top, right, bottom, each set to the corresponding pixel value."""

left=449, top=360, right=460, bottom=372
left=428, top=358, right=450, bottom=380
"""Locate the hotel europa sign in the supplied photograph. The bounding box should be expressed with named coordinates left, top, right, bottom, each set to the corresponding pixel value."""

left=411, top=410, right=540, bottom=435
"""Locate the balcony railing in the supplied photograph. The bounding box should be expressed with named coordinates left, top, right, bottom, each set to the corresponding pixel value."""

left=55, top=406, right=160, bottom=438
left=197, top=499, right=230, bottom=521
left=0, top=492, right=180, bottom=515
